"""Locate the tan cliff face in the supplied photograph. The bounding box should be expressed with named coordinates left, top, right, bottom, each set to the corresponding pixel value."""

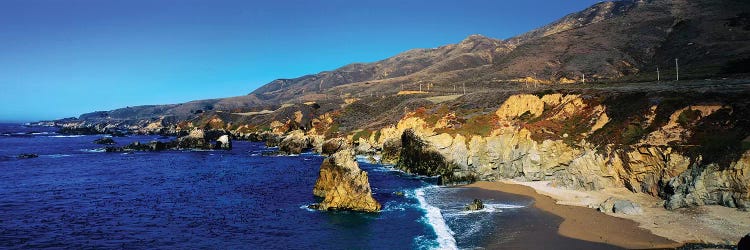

left=364, top=93, right=750, bottom=210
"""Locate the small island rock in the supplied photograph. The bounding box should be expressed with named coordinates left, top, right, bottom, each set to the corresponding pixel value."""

left=311, top=149, right=381, bottom=212
left=215, top=135, right=232, bottom=150
left=466, top=199, right=484, bottom=211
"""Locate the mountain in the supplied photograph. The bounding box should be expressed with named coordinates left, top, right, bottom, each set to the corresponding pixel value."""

left=250, top=0, right=750, bottom=104
left=66, top=0, right=750, bottom=122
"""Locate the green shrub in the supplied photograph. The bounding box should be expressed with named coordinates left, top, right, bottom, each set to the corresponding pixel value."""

left=677, top=109, right=701, bottom=127
left=622, top=123, right=645, bottom=145
left=352, top=130, right=372, bottom=141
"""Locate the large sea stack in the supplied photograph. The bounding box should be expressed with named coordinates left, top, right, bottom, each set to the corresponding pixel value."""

left=311, top=149, right=381, bottom=212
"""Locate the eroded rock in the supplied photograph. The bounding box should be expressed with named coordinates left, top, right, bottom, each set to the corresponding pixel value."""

left=466, top=199, right=484, bottom=211
left=278, top=130, right=311, bottom=155
left=598, top=197, right=643, bottom=215
left=311, top=149, right=381, bottom=212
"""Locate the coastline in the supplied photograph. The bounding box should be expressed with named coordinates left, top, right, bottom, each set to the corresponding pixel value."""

left=465, top=180, right=750, bottom=248
left=464, top=181, right=680, bottom=249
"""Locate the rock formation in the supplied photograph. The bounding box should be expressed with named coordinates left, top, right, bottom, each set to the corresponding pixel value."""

left=397, top=129, right=474, bottom=185
left=215, top=135, right=232, bottom=150
left=379, top=93, right=750, bottom=210
left=466, top=199, right=484, bottom=211
left=739, top=233, right=750, bottom=250
left=104, top=129, right=232, bottom=152
left=177, top=129, right=212, bottom=150
left=311, top=149, right=381, bottom=212
left=598, top=197, right=643, bottom=215
left=278, top=130, right=311, bottom=155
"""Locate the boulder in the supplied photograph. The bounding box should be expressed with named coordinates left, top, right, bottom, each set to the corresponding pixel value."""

left=354, top=137, right=375, bottom=155
left=466, top=199, right=484, bottom=211
left=215, top=135, right=232, bottom=150
left=177, top=129, right=211, bottom=149
left=598, top=197, right=643, bottom=215
left=739, top=233, right=750, bottom=250
left=311, top=149, right=381, bottom=212
left=93, top=137, right=116, bottom=145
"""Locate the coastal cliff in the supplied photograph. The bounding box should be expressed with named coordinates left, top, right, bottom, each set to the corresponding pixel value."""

left=357, top=92, right=750, bottom=210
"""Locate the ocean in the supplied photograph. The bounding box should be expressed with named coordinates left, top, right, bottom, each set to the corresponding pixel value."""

left=0, top=123, right=617, bottom=249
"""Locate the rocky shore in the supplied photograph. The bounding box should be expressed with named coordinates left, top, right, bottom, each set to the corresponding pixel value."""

left=104, top=129, right=232, bottom=152
left=42, top=87, right=750, bottom=245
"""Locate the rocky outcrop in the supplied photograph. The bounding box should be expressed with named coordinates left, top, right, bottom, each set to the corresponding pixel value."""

left=104, top=129, right=232, bottom=152
left=465, top=199, right=484, bottom=211
left=311, top=149, right=381, bottom=212
left=177, top=129, right=212, bottom=150
left=664, top=151, right=750, bottom=209
left=215, top=135, right=232, bottom=150
left=739, top=233, right=750, bottom=249
left=397, top=129, right=474, bottom=185
left=598, top=197, right=643, bottom=215
left=278, top=130, right=311, bottom=155
left=386, top=93, right=750, bottom=210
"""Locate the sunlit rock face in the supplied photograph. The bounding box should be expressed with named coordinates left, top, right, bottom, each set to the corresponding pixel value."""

left=312, top=149, right=381, bottom=213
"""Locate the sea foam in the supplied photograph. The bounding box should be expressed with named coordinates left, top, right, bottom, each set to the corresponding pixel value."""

left=48, top=135, right=85, bottom=138
left=415, top=187, right=458, bottom=250
left=455, top=203, right=525, bottom=215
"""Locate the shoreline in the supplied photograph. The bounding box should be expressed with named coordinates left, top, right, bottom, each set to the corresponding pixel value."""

left=464, top=180, right=750, bottom=248
left=464, top=181, right=681, bottom=249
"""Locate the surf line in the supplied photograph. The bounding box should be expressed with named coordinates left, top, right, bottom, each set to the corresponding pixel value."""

left=415, top=187, right=458, bottom=250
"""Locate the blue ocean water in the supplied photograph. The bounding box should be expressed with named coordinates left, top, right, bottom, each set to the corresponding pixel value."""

left=0, top=124, right=441, bottom=249
left=0, top=123, right=618, bottom=249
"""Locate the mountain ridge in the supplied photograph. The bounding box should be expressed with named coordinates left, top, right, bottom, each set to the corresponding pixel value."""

left=60, top=0, right=750, bottom=122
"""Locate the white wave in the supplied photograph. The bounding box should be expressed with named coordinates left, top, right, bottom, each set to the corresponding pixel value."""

left=454, top=203, right=525, bottom=215
left=48, top=135, right=85, bottom=138
left=415, top=187, right=457, bottom=250
left=41, top=154, right=71, bottom=158
left=299, top=205, right=317, bottom=212
left=80, top=148, right=105, bottom=153
left=355, top=154, right=379, bottom=162
left=31, top=132, right=55, bottom=135
left=382, top=200, right=419, bottom=212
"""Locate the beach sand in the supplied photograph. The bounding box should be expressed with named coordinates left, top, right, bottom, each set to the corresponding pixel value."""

left=464, top=181, right=682, bottom=249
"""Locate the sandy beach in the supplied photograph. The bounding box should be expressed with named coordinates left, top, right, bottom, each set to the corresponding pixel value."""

left=465, top=180, right=750, bottom=248
left=464, top=181, right=682, bottom=249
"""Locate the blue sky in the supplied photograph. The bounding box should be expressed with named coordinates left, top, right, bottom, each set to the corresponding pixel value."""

left=0, top=0, right=604, bottom=122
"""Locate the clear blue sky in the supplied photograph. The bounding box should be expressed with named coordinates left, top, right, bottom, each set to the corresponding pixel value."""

left=0, top=0, right=604, bottom=122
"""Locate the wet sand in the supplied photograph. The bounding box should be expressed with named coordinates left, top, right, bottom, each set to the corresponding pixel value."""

left=464, top=181, right=681, bottom=249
